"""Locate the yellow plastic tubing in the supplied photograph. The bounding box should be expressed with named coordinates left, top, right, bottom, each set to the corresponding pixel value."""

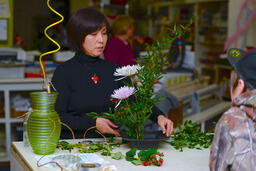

left=39, top=0, right=64, bottom=81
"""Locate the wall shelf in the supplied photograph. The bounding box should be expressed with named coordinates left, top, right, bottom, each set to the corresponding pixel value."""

left=0, top=78, right=43, bottom=161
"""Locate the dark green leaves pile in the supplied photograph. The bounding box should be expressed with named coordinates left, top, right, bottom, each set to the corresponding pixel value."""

left=169, top=120, right=214, bottom=152
left=125, top=148, right=162, bottom=166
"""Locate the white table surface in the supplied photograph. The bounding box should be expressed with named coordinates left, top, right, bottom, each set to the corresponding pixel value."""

left=11, top=139, right=210, bottom=171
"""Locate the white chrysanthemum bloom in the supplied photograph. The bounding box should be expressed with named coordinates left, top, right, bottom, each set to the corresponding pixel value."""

left=111, top=86, right=135, bottom=100
left=114, top=65, right=142, bottom=77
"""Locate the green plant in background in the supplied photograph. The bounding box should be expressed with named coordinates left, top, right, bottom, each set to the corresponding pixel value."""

left=169, top=120, right=214, bottom=152
left=87, top=20, right=193, bottom=140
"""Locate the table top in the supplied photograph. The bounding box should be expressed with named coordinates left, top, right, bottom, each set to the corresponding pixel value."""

left=12, top=139, right=210, bottom=171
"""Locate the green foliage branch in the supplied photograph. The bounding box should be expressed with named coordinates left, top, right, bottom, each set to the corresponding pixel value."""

left=57, top=138, right=164, bottom=167
left=169, top=120, right=214, bottom=152
left=87, top=20, right=193, bottom=139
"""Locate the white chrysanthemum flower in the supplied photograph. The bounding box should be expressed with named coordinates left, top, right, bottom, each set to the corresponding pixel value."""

left=111, top=86, right=135, bottom=100
left=114, top=65, right=142, bottom=77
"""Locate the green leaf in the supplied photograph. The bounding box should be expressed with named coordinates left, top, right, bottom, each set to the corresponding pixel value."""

left=126, top=148, right=137, bottom=157
left=131, top=159, right=142, bottom=165
left=112, top=152, right=122, bottom=160
left=101, top=151, right=111, bottom=156
left=90, top=144, right=100, bottom=150
left=169, top=120, right=214, bottom=151
left=138, top=148, right=157, bottom=161
left=108, top=137, right=116, bottom=142
left=125, top=157, right=137, bottom=162
left=150, top=94, right=157, bottom=100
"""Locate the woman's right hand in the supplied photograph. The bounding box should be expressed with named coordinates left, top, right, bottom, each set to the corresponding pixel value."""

left=96, top=118, right=120, bottom=136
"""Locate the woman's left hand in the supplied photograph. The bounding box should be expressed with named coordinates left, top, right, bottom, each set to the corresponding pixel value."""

left=157, top=115, right=173, bottom=137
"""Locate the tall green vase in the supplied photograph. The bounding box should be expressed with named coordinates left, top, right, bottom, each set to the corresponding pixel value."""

left=27, top=91, right=61, bottom=155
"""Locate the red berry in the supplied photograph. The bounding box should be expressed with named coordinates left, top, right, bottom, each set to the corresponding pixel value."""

left=154, top=159, right=156, bottom=162
left=144, top=162, right=148, bottom=166
left=158, top=152, right=161, bottom=155
left=161, top=154, right=164, bottom=157
left=149, top=162, right=151, bottom=165
left=153, top=154, right=156, bottom=158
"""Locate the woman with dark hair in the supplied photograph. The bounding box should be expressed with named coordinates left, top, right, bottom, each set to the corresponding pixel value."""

left=209, top=48, right=256, bottom=171
left=51, top=8, right=173, bottom=138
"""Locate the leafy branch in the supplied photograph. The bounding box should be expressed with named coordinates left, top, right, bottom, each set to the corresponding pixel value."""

left=87, top=20, right=194, bottom=139
left=169, top=120, right=214, bottom=152
left=57, top=138, right=164, bottom=167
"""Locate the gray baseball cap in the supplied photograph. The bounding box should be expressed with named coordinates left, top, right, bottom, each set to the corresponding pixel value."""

left=227, top=48, right=256, bottom=90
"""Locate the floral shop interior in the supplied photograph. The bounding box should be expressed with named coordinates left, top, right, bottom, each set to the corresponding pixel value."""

left=1, top=0, right=256, bottom=170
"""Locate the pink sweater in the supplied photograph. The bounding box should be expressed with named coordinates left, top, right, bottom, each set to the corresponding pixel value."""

left=104, top=37, right=137, bottom=67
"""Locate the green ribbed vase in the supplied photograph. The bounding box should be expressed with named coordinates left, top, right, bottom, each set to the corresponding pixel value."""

left=27, top=91, right=61, bottom=155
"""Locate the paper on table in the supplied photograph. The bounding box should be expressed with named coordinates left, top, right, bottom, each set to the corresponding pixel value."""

left=35, top=153, right=108, bottom=169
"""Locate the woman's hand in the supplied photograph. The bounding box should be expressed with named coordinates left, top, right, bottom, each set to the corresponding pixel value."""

left=157, top=115, right=173, bottom=137
left=96, top=118, right=120, bottom=136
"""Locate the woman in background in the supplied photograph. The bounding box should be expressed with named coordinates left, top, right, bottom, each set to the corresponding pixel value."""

left=52, top=8, right=173, bottom=139
left=104, top=15, right=137, bottom=67
left=209, top=48, right=256, bottom=171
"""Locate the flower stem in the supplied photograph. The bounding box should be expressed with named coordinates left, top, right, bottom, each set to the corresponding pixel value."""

left=130, top=76, right=138, bottom=103
left=125, top=99, right=136, bottom=120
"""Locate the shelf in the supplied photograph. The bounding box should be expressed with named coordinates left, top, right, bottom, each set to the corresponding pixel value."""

left=199, top=42, right=224, bottom=46
left=198, top=25, right=227, bottom=29
left=153, top=0, right=228, bottom=7
left=10, top=118, right=23, bottom=123
left=0, top=118, right=23, bottom=123
left=103, top=4, right=128, bottom=9
left=0, top=157, right=9, bottom=162
left=154, top=20, right=171, bottom=25
left=0, top=78, right=43, bottom=162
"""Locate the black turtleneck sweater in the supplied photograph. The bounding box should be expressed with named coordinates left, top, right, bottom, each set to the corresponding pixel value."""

left=51, top=52, right=162, bottom=138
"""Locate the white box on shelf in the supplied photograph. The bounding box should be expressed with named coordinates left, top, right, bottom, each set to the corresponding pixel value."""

left=0, top=64, right=25, bottom=78
left=160, top=72, right=193, bottom=88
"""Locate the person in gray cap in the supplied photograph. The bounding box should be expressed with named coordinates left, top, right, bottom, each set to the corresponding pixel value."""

left=209, top=48, right=256, bottom=171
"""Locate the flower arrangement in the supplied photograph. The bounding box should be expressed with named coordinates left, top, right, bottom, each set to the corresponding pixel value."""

left=87, top=21, right=193, bottom=139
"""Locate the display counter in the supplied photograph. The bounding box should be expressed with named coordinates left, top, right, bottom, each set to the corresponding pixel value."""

left=11, top=139, right=210, bottom=171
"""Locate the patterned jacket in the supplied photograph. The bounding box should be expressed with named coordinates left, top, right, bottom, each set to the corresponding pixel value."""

left=209, top=90, right=256, bottom=171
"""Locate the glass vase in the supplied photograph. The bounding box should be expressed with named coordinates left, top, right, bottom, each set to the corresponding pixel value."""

left=27, top=91, right=61, bottom=155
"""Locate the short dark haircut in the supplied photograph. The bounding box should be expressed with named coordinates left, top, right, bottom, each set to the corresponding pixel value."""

left=65, top=8, right=110, bottom=52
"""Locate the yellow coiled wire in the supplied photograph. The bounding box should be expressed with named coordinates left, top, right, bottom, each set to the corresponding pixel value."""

left=39, top=0, right=64, bottom=93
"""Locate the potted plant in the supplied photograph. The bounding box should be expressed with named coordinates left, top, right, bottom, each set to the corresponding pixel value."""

left=87, top=22, right=192, bottom=149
